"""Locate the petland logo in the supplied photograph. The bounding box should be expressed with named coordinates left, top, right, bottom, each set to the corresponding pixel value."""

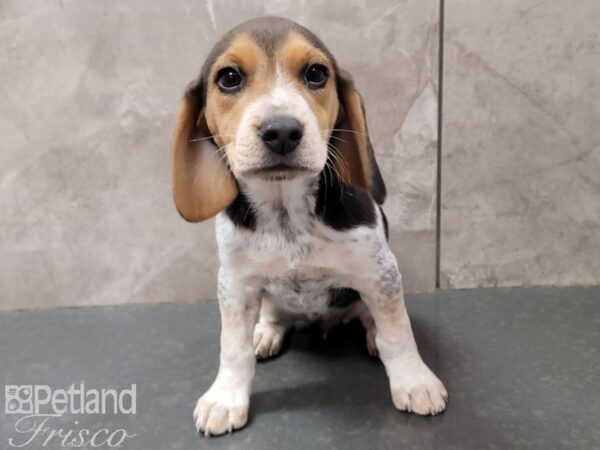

left=4, top=383, right=137, bottom=448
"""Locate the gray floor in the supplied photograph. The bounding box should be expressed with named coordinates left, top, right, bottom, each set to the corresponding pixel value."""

left=1, top=286, right=599, bottom=450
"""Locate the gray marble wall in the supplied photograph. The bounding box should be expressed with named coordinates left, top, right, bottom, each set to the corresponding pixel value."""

left=2, top=0, right=598, bottom=311
left=0, top=1, right=440, bottom=310
left=440, top=0, right=600, bottom=288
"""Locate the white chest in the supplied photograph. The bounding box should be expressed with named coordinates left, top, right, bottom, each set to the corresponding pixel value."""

left=216, top=211, right=386, bottom=319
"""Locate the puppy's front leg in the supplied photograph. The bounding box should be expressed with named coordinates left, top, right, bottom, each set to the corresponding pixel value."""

left=194, top=268, right=260, bottom=436
left=362, top=251, right=448, bottom=415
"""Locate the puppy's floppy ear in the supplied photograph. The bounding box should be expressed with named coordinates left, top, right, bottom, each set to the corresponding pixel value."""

left=171, top=79, right=238, bottom=222
left=330, top=70, right=387, bottom=205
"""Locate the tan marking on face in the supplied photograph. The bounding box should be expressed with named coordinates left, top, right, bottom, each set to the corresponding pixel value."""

left=204, top=34, right=274, bottom=151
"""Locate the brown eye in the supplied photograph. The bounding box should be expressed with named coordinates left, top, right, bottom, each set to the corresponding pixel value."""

left=217, top=67, right=243, bottom=92
left=304, top=64, right=328, bottom=89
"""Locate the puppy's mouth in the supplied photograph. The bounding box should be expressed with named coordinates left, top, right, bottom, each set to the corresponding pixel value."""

left=245, top=163, right=311, bottom=181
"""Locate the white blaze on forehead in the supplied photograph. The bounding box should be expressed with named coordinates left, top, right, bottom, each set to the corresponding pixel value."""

left=263, top=64, right=309, bottom=115
left=237, top=63, right=312, bottom=130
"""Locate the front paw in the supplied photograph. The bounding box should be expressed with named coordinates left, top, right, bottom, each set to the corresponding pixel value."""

left=389, top=361, right=448, bottom=416
left=193, top=384, right=249, bottom=436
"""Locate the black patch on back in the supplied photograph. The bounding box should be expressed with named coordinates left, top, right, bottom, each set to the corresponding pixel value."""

left=314, top=168, right=376, bottom=231
left=225, top=190, right=256, bottom=230
left=328, top=287, right=361, bottom=308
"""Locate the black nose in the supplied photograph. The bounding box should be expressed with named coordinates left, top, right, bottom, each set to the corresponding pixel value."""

left=258, top=115, right=303, bottom=155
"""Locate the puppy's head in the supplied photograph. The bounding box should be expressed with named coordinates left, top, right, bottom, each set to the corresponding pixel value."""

left=172, top=16, right=386, bottom=222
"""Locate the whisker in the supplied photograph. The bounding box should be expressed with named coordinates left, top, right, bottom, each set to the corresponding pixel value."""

left=324, top=128, right=369, bottom=138
left=327, top=134, right=349, bottom=144
left=189, top=137, right=235, bottom=190
left=330, top=145, right=350, bottom=190
left=214, top=149, right=233, bottom=189
left=322, top=159, right=331, bottom=207
left=189, top=134, right=236, bottom=143
left=326, top=143, right=348, bottom=199
left=327, top=142, right=350, bottom=183
left=207, top=144, right=232, bottom=188
left=243, top=195, right=257, bottom=224
left=326, top=145, right=342, bottom=176
left=320, top=130, right=351, bottom=145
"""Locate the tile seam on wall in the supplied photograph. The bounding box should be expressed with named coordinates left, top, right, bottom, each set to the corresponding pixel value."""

left=435, top=0, right=445, bottom=289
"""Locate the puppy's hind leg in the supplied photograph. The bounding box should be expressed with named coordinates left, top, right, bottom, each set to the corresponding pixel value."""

left=253, top=295, right=292, bottom=360
left=357, top=304, right=378, bottom=357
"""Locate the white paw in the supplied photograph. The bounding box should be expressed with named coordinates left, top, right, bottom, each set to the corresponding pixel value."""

left=253, top=322, right=285, bottom=359
left=389, top=361, right=448, bottom=415
left=193, top=384, right=249, bottom=436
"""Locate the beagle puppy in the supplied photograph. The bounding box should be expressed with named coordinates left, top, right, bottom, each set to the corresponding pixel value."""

left=172, top=16, right=447, bottom=436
